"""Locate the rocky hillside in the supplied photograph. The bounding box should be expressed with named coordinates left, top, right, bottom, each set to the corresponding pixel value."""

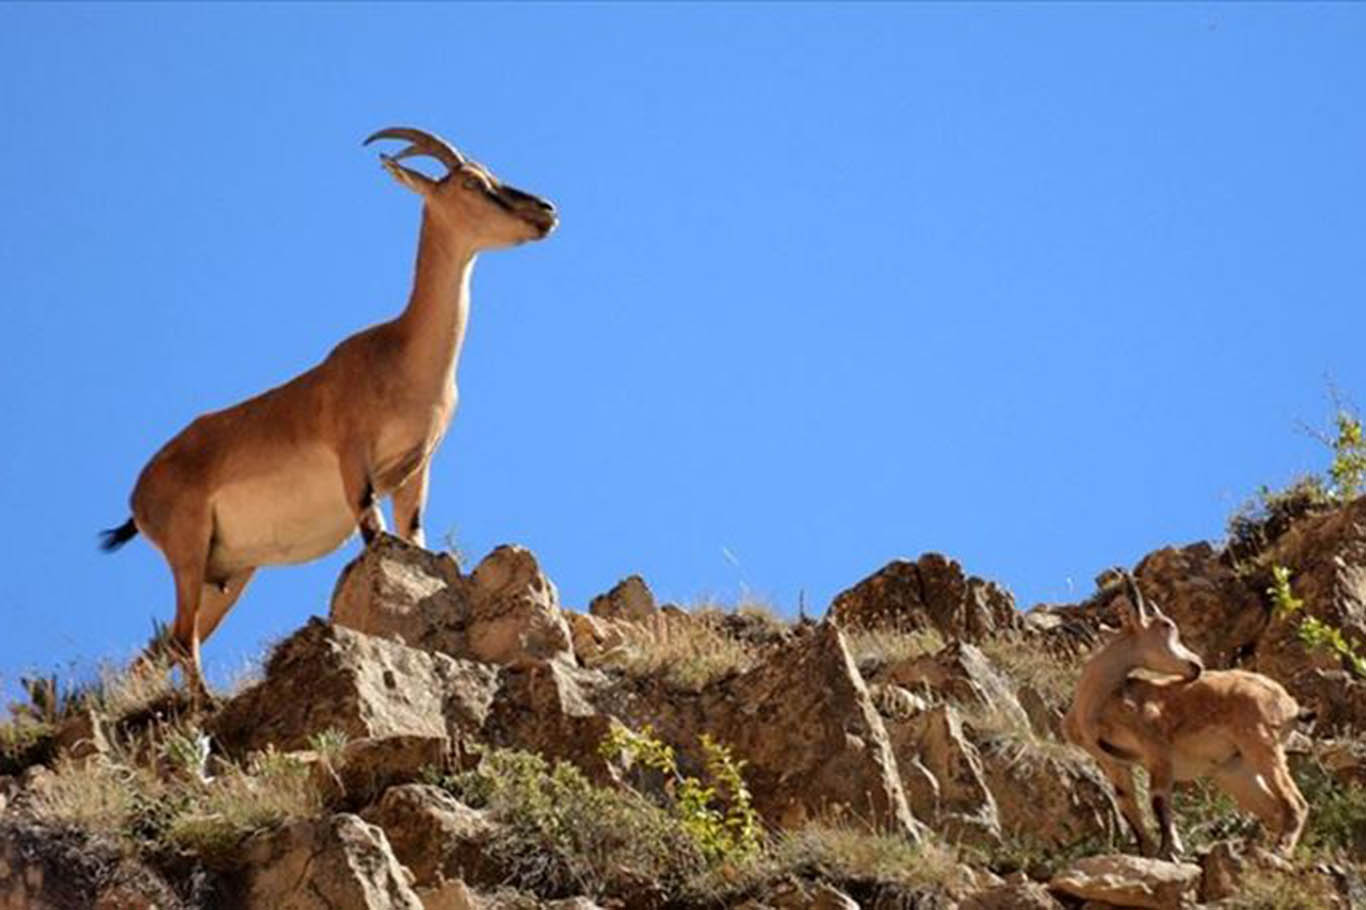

left=1, top=494, right=1365, bottom=909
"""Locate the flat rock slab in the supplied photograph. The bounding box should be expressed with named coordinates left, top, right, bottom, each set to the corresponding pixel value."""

left=1050, top=854, right=1200, bottom=910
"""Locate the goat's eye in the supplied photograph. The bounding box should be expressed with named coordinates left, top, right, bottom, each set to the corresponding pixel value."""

left=463, top=177, right=481, bottom=190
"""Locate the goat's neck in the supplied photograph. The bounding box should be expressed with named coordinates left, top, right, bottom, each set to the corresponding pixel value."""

left=396, top=209, right=478, bottom=380
left=1072, top=635, right=1140, bottom=743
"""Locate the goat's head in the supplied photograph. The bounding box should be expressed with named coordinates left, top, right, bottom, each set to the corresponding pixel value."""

left=1115, top=571, right=1204, bottom=681
left=364, top=127, right=557, bottom=249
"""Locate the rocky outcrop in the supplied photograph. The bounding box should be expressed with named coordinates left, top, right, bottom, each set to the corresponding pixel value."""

left=211, top=619, right=500, bottom=755
left=588, top=575, right=658, bottom=622
left=332, top=535, right=574, bottom=668
left=360, top=785, right=496, bottom=888
left=828, top=554, right=1019, bottom=641
left=1048, top=854, right=1200, bottom=910
left=242, top=813, right=422, bottom=909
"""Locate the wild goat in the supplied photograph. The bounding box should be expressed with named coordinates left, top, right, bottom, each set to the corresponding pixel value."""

left=1063, top=572, right=1309, bottom=858
left=101, top=127, right=557, bottom=695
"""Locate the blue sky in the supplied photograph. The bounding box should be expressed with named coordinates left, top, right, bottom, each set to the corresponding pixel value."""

left=1, top=3, right=1363, bottom=691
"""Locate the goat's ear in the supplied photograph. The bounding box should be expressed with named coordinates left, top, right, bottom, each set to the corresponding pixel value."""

left=380, top=156, right=437, bottom=197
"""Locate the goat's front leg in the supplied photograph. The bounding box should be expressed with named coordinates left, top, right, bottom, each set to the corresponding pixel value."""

left=391, top=461, right=430, bottom=548
left=339, top=445, right=386, bottom=544
left=1149, top=760, right=1183, bottom=859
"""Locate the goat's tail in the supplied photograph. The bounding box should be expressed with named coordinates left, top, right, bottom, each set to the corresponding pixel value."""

left=99, top=517, right=139, bottom=552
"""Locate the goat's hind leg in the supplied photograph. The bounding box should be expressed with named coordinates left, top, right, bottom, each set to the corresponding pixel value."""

left=1213, top=752, right=1303, bottom=856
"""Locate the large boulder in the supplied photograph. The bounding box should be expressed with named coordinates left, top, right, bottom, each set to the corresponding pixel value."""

left=210, top=619, right=500, bottom=755
left=885, top=704, right=1001, bottom=846
left=332, top=535, right=574, bottom=668
left=241, top=813, right=422, bottom=909
left=482, top=661, right=618, bottom=781
left=588, top=575, right=658, bottom=622
left=360, top=784, right=496, bottom=888
left=615, top=622, right=926, bottom=841
left=1048, top=854, right=1200, bottom=910
left=975, top=743, right=1120, bottom=849
left=827, top=554, right=1019, bottom=641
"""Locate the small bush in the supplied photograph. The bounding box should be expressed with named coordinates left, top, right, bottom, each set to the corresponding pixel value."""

left=432, top=746, right=710, bottom=897
left=1268, top=566, right=1366, bottom=678
left=600, top=724, right=761, bottom=863
left=765, top=824, right=966, bottom=891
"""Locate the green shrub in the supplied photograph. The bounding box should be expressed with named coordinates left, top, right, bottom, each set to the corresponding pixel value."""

left=1268, top=566, right=1366, bottom=678
left=431, top=746, right=710, bottom=897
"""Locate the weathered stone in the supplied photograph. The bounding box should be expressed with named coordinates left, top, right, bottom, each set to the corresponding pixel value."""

left=332, top=536, right=574, bottom=668
left=243, top=813, right=422, bottom=909
left=1017, top=684, right=1064, bottom=740
left=883, top=641, right=1030, bottom=731
left=1049, top=854, right=1200, bottom=910
left=588, top=575, right=657, bottom=622
left=702, top=622, right=926, bottom=840
left=1286, top=669, right=1366, bottom=736
left=565, top=611, right=629, bottom=665
left=1253, top=497, right=1366, bottom=691
left=828, top=553, right=1019, bottom=641
left=331, top=533, right=467, bottom=649
left=361, top=785, right=495, bottom=887
left=869, top=682, right=931, bottom=721
left=466, top=545, right=574, bottom=666
left=483, top=661, right=616, bottom=780
left=977, top=743, right=1120, bottom=849
left=415, top=878, right=477, bottom=910
left=338, top=735, right=451, bottom=804
left=960, top=881, right=1063, bottom=910
left=210, top=619, right=500, bottom=755
left=886, top=704, right=1000, bottom=845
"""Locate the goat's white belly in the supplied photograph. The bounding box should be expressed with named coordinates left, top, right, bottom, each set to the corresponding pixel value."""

left=209, top=448, right=356, bottom=574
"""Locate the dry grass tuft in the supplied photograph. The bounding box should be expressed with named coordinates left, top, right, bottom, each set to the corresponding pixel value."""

left=977, top=633, right=1081, bottom=708
left=593, top=611, right=758, bottom=691
left=758, top=823, right=968, bottom=892
left=846, top=626, right=946, bottom=669
left=27, top=726, right=327, bottom=865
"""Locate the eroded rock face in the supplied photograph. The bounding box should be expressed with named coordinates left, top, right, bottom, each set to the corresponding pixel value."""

left=975, top=743, right=1120, bottom=850
left=360, top=784, right=495, bottom=888
left=0, top=823, right=183, bottom=910
left=588, top=575, right=658, bottom=622
left=882, top=642, right=1029, bottom=731
left=828, top=554, right=1019, bottom=641
left=482, top=661, right=617, bottom=782
left=242, top=813, right=422, bottom=909
left=210, top=619, right=500, bottom=755
left=1049, top=854, right=1200, bottom=910
left=332, top=536, right=574, bottom=668
left=884, top=704, right=1000, bottom=846
left=1253, top=496, right=1366, bottom=688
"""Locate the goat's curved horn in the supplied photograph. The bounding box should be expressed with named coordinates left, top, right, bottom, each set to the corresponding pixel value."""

left=1121, top=570, right=1151, bottom=621
left=363, top=127, right=466, bottom=171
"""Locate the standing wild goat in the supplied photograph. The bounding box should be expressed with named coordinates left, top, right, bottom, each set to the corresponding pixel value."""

left=1063, top=572, right=1309, bottom=858
left=101, top=127, right=557, bottom=695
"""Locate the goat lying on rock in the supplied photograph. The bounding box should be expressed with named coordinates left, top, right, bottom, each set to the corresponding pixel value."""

left=1063, top=572, right=1309, bottom=858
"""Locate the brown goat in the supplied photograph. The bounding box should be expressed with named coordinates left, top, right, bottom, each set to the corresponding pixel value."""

left=102, top=127, right=557, bottom=696
left=1063, top=572, right=1309, bottom=858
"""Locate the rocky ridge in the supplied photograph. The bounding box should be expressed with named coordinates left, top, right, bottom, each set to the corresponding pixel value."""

left=0, top=499, right=1364, bottom=909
